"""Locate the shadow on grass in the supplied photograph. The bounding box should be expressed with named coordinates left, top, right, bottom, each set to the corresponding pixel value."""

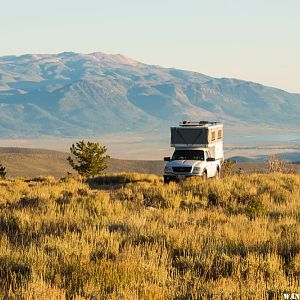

left=86, top=173, right=160, bottom=190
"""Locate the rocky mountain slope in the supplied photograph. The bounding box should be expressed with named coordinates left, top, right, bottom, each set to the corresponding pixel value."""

left=0, top=52, right=299, bottom=137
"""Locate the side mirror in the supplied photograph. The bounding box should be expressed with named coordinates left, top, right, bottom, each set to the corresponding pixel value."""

left=164, top=157, right=171, bottom=161
left=207, top=157, right=215, bottom=162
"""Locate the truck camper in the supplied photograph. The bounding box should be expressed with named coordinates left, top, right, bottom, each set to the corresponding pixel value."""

left=163, top=121, right=224, bottom=183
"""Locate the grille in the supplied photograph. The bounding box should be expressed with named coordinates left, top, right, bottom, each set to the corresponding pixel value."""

left=172, top=167, right=192, bottom=173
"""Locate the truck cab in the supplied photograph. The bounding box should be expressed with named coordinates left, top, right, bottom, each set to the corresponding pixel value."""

left=163, top=121, right=223, bottom=183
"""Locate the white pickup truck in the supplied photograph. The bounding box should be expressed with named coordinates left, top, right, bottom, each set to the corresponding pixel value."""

left=163, top=121, right=224, bottom=183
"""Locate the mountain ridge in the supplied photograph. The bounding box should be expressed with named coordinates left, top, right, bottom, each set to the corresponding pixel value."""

left=0, top=52, right=299, bottom=138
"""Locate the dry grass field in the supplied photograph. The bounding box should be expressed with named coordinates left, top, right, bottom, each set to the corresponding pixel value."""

left=0, top=172, right=299, bottom=299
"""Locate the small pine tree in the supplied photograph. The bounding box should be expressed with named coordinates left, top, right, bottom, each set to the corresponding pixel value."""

left=67, top=140, right=110, bottom=177
left=0, top=163, right=6, bottom=179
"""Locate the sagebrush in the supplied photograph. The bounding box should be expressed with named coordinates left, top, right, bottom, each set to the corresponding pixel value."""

left=0, top=172, right=299, bottom=299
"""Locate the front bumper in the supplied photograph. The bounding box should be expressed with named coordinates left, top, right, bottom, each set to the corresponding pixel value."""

left=163, top=173, right=202, bottom=181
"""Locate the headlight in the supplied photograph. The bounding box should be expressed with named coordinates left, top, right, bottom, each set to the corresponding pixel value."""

left=164, top=166, right=173, bottom=172
left=193, top=166, right=202, bottom=173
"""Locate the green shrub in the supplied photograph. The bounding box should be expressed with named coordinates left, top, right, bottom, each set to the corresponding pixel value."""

left=67, top=140, right=110, bottom=177
left=222, top=159, right=236, bottom=176
left=0, top=163, right=6, bottom=179
left=245, top=196, right=266, bottom=219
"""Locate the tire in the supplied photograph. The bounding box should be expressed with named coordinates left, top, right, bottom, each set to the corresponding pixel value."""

left=202, top=171, right=207, bottom=181
left=164, top=177, right=170, bottom=184
left=215, top=167, right=220, bottom=179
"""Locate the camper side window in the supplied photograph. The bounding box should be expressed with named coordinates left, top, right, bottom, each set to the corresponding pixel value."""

left=211, top=132, right=216, bottom=141
left=218, top=130, right=222, bottom=139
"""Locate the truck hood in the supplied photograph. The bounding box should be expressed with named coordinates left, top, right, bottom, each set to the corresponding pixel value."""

left=166, top=160, right=204, bottom=168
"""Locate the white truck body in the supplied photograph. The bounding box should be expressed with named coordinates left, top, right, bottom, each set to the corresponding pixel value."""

left=164, top=121, right=224, bottom=183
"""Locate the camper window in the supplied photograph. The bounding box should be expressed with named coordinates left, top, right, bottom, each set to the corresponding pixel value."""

left=211, top=131, right=216, bottom=141
left=218, top=130, right=222, bottom=139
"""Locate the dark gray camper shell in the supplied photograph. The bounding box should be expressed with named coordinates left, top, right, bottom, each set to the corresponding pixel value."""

left=171, top=121, right=223, bottom=147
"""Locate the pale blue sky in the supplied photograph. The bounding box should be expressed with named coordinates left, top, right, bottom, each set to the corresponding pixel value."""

left=1, top=0, right=299, bottom=92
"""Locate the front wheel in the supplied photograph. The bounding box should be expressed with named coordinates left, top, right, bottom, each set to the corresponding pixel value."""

left=202, top=171, right=207, bottom=182
left=164, top=177, right=170, bottom=184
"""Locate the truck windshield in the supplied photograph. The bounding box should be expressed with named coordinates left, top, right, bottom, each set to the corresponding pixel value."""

left=172, top=150, right=205, bottom=161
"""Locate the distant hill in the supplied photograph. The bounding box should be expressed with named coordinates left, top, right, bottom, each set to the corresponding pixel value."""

left=0, top=52, right=299, bottom=138
left=229, top=153, right=300, bottom=163
left=0, top=147, right=164, bottom=178
left=0, top=147, right=299, bottom=178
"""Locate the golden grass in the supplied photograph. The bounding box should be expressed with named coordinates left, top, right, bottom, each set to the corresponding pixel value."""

left=0, top=173, right=299, bottom=299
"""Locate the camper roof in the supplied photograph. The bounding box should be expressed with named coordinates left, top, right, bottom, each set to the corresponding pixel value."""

left=179, top=121, right=222, bottom=128
left=171, top=121, right=223, bottom=147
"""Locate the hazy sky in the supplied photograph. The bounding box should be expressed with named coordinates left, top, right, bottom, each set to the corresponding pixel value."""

left=1, top=0, right=299, bottom=93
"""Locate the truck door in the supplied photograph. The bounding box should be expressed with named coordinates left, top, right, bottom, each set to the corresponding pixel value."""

left=205, top=150, right=214, bottom=177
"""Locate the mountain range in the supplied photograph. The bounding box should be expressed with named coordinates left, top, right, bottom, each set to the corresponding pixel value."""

left=0, top=52, right=299, bottom=138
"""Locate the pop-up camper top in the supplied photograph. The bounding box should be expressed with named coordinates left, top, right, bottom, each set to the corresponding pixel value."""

left=171, top=121, right=223, bottom=147
left=170, top=121, right=224, bottom=161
